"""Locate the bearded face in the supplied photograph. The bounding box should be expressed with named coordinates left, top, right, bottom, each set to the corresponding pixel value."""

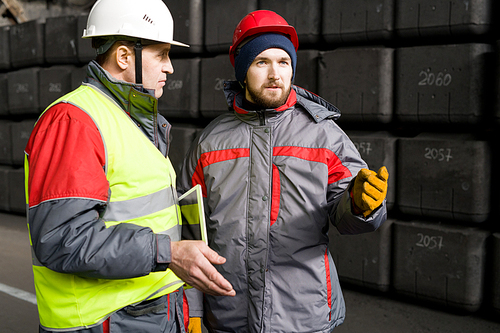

left=244, top=48, right=293, bottom=109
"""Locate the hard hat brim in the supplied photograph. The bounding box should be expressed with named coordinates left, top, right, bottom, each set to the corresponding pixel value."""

left=81, top=32, right=190, bottom=48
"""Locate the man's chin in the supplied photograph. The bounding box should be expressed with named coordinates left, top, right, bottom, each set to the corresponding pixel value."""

left=155, top=88, right=164, bottom=99
left=263, top=93, right=288, bottom=108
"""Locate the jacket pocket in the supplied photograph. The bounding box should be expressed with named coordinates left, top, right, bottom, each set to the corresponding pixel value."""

left=124, top=295, right=167, bottom=317
left=324, top=248, right=332, bottom=321
left=270, top=164, right=281, bottom=226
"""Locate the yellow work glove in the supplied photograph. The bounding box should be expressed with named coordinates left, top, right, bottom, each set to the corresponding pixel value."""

left=188, top=317, right=202, bottom=333
left=351, top=166, right=389, bottom=217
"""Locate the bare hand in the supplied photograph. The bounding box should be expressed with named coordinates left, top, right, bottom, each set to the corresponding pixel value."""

left=169, top=240, right=235, bottom=297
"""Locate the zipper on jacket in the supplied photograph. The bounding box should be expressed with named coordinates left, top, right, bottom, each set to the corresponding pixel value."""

left=257, top=111, right=266, bottom=126
left=153, top=105, right=159, bottom=148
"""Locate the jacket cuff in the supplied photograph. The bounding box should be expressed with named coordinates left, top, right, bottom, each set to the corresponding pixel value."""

left=153, top=234, right=171, bottom=272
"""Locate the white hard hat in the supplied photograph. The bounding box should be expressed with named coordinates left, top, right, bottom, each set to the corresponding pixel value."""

left=82, top=0, right=189, bottom=48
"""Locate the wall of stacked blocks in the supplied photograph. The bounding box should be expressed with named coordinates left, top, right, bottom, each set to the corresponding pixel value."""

left=1, top=0, right=500, bottom=319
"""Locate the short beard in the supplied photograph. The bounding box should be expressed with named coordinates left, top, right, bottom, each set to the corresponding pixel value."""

left=246, top=84, right=291, bottom=109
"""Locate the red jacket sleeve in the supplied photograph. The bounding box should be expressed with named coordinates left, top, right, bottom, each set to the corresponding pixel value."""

left=25, top=102, right=109, bottom=207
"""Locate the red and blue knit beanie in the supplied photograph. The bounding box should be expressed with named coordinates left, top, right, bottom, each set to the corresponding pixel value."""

left=234, top=33, right=297, bottom=85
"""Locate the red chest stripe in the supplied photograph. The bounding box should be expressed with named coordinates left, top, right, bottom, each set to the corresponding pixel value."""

left=192, top=145, right=351, bottom=198
left=273, top=146, right=352, bottom=184
left=192, top=148, right=251, bottom=197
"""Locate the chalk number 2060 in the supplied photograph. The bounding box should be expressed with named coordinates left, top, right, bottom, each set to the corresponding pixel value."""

left=418, top=71, right=452, bottom=86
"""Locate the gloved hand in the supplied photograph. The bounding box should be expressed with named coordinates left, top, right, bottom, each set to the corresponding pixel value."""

left=351, top=166, right=389, bottom=217
left=188, top=317, right=203, bottom=333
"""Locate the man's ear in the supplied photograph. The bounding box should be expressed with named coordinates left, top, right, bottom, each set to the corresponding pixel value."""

left=115, top=45, right=132, bottom=70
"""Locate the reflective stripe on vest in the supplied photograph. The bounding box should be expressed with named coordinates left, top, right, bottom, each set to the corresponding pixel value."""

left=26, top=84, right=183, bottom=331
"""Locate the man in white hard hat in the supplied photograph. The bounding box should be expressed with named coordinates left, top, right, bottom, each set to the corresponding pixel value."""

left=24, top=0, right=234, bottom=332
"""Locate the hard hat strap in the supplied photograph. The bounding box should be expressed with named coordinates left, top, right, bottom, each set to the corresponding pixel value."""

left=134, top=41, right=143, bottom=85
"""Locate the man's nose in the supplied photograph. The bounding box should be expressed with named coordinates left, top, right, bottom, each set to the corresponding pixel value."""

left=163, top=59, right=174, bottom=74
left=268, top=63, right=281, bottom=80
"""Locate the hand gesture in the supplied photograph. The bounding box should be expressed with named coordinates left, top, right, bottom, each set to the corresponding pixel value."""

left=169, top=240, right=235, bottom=297
left=351, top=166, right=389, bottom=217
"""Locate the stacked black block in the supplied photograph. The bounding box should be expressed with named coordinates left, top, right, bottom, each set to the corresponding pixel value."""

left=0, top=26, right=10, bottom=70
left=393, top=220, right=489, bottom=312
left=397, top=133, right=491, bottom=223
left=396, top=43, right=493, bottom=124
left=7, top=67, right=40, bottom=115
left=395, top=0, right=494, bottom=39
left=329, top=219, right=393, bottom=292
left=323, top=0, right=395, bottom=44
left=318, top=47, right=394, bottom=123
left=159, top=58, right=201, bottom=119
left=9, top=20, right=44, bottom=68
left=199, top=55, right=235, bottom=118
left=164, top=0, right=205, bottom=54
left=204, top=0, right=257, bottom=54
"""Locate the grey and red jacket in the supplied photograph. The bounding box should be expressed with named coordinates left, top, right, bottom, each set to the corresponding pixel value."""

left=177, top=81, right=387, bottom=333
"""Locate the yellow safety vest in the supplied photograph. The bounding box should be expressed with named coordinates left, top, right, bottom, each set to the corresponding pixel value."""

left=25, top=84, right=184, bottom=331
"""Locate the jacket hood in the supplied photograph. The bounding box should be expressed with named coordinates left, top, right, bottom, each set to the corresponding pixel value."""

left=293, top=85, right=341, bottom=121
left=223, top=80, right=341, bottom=122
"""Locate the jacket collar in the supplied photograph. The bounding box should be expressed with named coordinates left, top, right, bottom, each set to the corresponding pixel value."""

left=84, top=60, right=166, bottom=151
left=293, top=85, right=341, bottom=122
left=223, top=80, right=341, bottom=124
left=232, top=86, right=297, bottom=115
